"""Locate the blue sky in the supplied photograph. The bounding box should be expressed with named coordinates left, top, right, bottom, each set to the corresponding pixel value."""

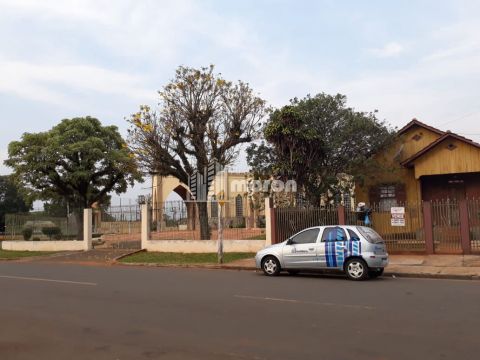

left=1, top=0, right=480, bottom=203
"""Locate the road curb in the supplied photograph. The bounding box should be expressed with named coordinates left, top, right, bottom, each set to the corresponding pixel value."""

left=115, top=261, right=480, bottom=280
left=111, top=249, right=145, bottom=263
left=115, top=261, right=257, bottom=271
left=384, top=271, right=480, bottom=281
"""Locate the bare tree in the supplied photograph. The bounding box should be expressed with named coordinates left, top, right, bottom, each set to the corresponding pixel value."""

left=127, top=65, right=267, bottom=239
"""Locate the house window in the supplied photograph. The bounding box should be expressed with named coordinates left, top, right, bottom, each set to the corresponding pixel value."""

left=379, top=185, right=397, bottom=211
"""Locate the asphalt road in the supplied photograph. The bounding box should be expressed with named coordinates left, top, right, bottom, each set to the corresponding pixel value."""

left=0, top=262, right=479, bottom=360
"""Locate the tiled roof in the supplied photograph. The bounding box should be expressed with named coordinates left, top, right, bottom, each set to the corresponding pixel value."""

left=397, top=118, right=445, bottom=136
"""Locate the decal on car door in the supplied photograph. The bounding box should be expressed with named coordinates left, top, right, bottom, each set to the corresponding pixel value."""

left=325, top=228, right=361, bottom=268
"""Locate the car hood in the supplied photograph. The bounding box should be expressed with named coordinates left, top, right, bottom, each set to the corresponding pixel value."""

left=259, top=242, right=285, bottom=253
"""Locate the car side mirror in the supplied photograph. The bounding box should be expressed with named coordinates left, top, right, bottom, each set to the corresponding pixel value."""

left=286, top=238, right=293, bottom=245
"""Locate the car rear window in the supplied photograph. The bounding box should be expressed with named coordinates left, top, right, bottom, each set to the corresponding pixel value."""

left=357, top=227, right=384, bottom=243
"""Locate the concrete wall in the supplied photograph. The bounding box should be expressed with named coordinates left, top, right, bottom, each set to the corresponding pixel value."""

left=143, top=239, right=266, bottom=253
left=1, top=240, right=85, bottom=252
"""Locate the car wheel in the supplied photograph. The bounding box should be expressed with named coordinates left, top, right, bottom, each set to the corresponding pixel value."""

left=368, top=268, right=384, bottom=279
left=262, top=256, right=281, bottom=276
left=287, top=270, right=300, bottom=276
left=344, top=258, right=369, bottom=281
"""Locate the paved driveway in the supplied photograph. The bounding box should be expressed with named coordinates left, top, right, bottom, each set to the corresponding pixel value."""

left=0, top=262, right=479, bottom=359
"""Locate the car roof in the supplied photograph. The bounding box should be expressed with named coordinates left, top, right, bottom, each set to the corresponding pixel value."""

left=300, top=225, right=359, bottom=231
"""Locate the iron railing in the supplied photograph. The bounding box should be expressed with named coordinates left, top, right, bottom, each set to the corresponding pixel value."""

left=149, top=201, right=266, bottom=240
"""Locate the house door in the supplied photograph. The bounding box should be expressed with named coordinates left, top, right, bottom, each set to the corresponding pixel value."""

left=421, top=175, right=464, bottom=253
left=448, top=181, right=466, bottom=202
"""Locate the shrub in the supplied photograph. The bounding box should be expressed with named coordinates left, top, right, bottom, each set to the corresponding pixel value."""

left=42, top=226, right=61, bottom=240
left=22, top=227, right=33, bottom=240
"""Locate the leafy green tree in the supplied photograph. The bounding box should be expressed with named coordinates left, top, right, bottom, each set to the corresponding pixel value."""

left=43, top=198, right=69, bottom=217
left=247, top=93, right=395, bottom=206
left=128, top=65, right=267, bottom=239
left=0, top=175, right=32, bottom=233
left=5, top=117, right=143, bottom=238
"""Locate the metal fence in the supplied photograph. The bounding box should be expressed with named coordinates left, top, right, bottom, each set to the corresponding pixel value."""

left=274, top=205, right=338, bottom=243
left=272, top=199, right=480, bottom=253
left=4, top=211, right=81, bottom=241
left=467, top=199, right=480, bottom=252
left=150, top=201, right=266, bottom=241
left=274, top=202, right=426, bottom=252
left=346, top=202, right=425, bottom=252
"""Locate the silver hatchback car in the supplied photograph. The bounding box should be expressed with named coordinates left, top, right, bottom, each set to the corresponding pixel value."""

left=255, top=225, right=388, bottom=280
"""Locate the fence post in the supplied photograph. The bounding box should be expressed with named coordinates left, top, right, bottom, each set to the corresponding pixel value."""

left=459, top=200, right=471, bottom=255
left=265, top=198, right=272, bottom=246
left=337, top=205, right=346, bottom=225
left=83, top=208, right=92, bottom=251
left=265, top=197, right=277, bottom=245
left=141, top=204, right=151, bottom=250
left=422, top=201, right=434, bottom=254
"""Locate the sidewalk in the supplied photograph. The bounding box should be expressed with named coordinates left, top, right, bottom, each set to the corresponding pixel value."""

left=224, top=255, right=480, bottom=280
left=385, top=255, right=480, bottom=280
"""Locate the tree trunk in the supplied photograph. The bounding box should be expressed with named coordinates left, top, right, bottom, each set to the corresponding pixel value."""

left=74, top=209, right=84, bottom=241
left=197, top=201, right=211, bottom=240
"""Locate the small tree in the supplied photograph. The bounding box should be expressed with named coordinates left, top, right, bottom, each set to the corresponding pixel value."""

left=5, top=117, right=143, bottom=239
left=128, top=65, right=267, bottom=239
left=0, top=175, right=32, bottom=233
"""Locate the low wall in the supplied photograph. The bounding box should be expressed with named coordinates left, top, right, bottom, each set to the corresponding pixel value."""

left=1, top=240, right=84, bottom=252
left=143, top=239, right=266, bottom=253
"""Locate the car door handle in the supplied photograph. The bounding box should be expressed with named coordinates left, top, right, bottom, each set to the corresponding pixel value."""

left=308, top=248, right=315, bottom=251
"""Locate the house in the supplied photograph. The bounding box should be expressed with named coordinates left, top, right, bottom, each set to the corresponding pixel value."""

left=356, top=118, right=480, bottom=206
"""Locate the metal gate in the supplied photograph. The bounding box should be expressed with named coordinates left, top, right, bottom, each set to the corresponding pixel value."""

left=274, top=206, right=338, bottom=244
left=96, top=205, right=141, bottom=249
left=431, top=200, right=462, bottom=253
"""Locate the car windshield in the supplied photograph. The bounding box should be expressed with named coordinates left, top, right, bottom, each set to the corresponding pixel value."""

left=357, top=226, right=384, bottom=243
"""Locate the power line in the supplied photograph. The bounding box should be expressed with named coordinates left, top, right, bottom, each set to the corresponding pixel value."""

left=438, top=109, right=480, bottom=127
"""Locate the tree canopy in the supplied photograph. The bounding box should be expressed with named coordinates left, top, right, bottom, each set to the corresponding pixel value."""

left=5, top=117, right=142, bottom=212
left=127, top=65, right=267, bottom=239
left=247, top=93, right=395, bottom=205
left=0, top=175, right=32, bottom=233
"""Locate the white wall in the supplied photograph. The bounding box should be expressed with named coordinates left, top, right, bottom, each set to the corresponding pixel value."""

left=1, top=240, right=84, bottom=252
left=143, top=239, right=265, bottom=253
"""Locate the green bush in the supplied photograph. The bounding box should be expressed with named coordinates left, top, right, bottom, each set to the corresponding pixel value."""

left=22, top=227, right=33, bottom=240
left=42, top=226, right=61, bottom=240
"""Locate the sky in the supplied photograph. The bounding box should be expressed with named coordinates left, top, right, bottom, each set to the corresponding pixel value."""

left=1, top=0, right=480, bottom=204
